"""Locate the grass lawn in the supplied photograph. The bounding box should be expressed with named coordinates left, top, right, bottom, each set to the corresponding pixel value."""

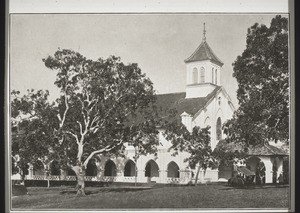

left=11, top=184, right=289, bottom=210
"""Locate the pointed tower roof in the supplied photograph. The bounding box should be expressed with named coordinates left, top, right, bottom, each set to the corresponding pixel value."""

left=184, top=23, right=224, bottom=66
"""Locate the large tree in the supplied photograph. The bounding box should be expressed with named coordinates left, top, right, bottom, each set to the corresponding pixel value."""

left=12, top=49, right=159, bottom=195
left=223, top=15, right=289, bottom=146
left=11, top=89, right=56, bottom=183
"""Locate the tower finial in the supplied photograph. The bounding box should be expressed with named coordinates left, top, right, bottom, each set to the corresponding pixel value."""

left=203, top=22, right=206, bottom=41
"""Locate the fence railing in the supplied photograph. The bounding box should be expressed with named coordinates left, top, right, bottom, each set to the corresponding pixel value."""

left=21, top=175, right=183, bottom=184
left=48, top=175, right=60, bottom=180
left=123, top=176, right=136, bottom=182
left=98, top=176, right=117, bottom=182
left=166, top=177, right=180, bottom=184
left=27, top=175, right=45, bottom=180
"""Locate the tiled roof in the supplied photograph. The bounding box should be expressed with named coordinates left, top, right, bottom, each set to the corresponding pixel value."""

left=184, top=41, right=224, bottom=66
left=128, top=86, right=222, bottom=125
left=156, top=86, right=222, bottom=121
left=248, top=144, right=288, bottom=156
left=216, top=140, right=288, bottom=156
left=237, top=166, right=255, bottom=176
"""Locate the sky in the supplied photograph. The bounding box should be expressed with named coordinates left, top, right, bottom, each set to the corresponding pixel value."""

left=10, top=14, right=286, bottom=108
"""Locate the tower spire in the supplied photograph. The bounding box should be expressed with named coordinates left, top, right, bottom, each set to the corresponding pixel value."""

left=203, top=23, right=206, bottom=41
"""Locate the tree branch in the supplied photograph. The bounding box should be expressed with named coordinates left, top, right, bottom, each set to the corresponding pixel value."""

left=65, top=131, right=80, bottom=145
left=83, top=140, right=123, bottom=167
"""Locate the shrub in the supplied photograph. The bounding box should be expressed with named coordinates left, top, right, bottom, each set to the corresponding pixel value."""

left=228, top=176, right=245, bottom=187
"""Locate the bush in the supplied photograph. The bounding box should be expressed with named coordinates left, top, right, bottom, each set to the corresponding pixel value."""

left=228, top=176, right=245, bottom=187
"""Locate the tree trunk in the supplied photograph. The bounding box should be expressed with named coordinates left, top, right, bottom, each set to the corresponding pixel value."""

left=194, top=165, right=201, bottom=186
left=20, top=173, right=26, bottom=186
left=135, top=160, right=137, bottom=187
left=72, top=165, right=86, bottom=196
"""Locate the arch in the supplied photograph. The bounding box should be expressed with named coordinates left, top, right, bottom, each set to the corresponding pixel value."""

left=204, top=116, right=210, bottom=127
left=212, top=68, right=214, bottom=83
left=145, top=160, right=159, bottom=177
left=167, top=161, right=180, bottom=178
left=50, top=160, right=61, bottom=175
left=33, top=160, right=44, bottom=175
left=215, top=69, right=218, bottom=84
left=124, top=159, right=136, bottom=177
left=104, top=160, right=117, bottom=176
left=216, top=117, right=222, bottom=140
left=282, top=157, right=289, bottom=184
left=192, top=68, right=198, bottom=84
left=246, top=156, right=266, bottom=184
left=66, top=168, right=76, bottom=176
left=200, top=67, right=205, bottom=83
left=86, top=159, right=98, bottom=176
left=272, top=159, right=278, bottom=183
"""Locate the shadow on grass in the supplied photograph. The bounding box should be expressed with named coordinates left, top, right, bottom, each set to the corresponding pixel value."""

left=60, top=187, right=152, bottom=195
left=219, top=184, right=289, bottom=190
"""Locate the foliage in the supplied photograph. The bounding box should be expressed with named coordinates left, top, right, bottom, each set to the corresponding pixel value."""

left=223, top=15, right=289, bottom=146
left=228, top=176, right=245, bottom=187
left=212, top=140, right=248, bottom=167
left=41, top=49, right=159, bottom=169
left=164, top=121, right=214, bottom=179
left=11, top=48, right=160, bottom=194
left=11, top=89, right=56, bottom=177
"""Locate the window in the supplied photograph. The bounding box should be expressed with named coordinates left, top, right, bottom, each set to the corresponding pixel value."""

left=216, top=117, right=222, bottom=140
left=218, top=97, right=221, bottom=105
left=215, top=69, right=218, bottom=84
left=212, top=68, right=214, bottom=83
left=200, top=67, right=205, bottom=83
left=192, top=68, right=198, bottom=84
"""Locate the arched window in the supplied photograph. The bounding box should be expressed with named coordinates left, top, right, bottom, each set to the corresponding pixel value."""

left=33, top=160, right=44, bottom=175
left=167, top=161, right=180, bottom=178
left=215, top=69, right=218, bottom=84
left=86, top=159, right=97, bottom=176
left=192, top=68, right=198, bottom=84
left=145, top=160, right=159, bottom=177
left=50, top=160, right=60, bottom=175
left=216, top=117, right=222, bottom=140
left=218, top=97, right=221, bottom=105
left=200, top=67, right=205, bottom=83
left=66, top=168, right=76, bottom=176
left=104, top=160, right=117, bottom=176
left=124, top=160, right=136, bottom=177
left=212, top=68, right=214, bottom=83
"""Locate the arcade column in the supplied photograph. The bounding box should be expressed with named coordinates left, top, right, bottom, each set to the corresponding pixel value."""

left=261, top=157, right=273, bottom=183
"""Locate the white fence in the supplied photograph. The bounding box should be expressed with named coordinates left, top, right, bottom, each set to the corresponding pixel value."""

left=122, top=176, right=136, bottom=182
left=23, top=175, right=117, bottom=182
left=20, top=175, right=185, bottom=184
left=166, top=178, right=180, bottom=184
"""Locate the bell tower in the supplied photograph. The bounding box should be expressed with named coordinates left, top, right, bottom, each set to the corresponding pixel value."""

left=185, top=23, right=224, bottom=98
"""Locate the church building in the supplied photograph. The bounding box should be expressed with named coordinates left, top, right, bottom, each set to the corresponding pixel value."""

left=90, top=24, right=236, bottom=184
left=18, top=24, right=288, bottom=185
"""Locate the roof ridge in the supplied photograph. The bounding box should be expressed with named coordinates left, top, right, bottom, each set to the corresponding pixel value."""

left=184, top=40, right=223, bottom=65
left=192, top=86, right=222, bottom=119
left=203, top=41, right=211, bottom=59
left=156, top=91, right=186, bottom=96
left=184, top=41, right=205, bottom=63
left=204, top=42, right=224, bottom=64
